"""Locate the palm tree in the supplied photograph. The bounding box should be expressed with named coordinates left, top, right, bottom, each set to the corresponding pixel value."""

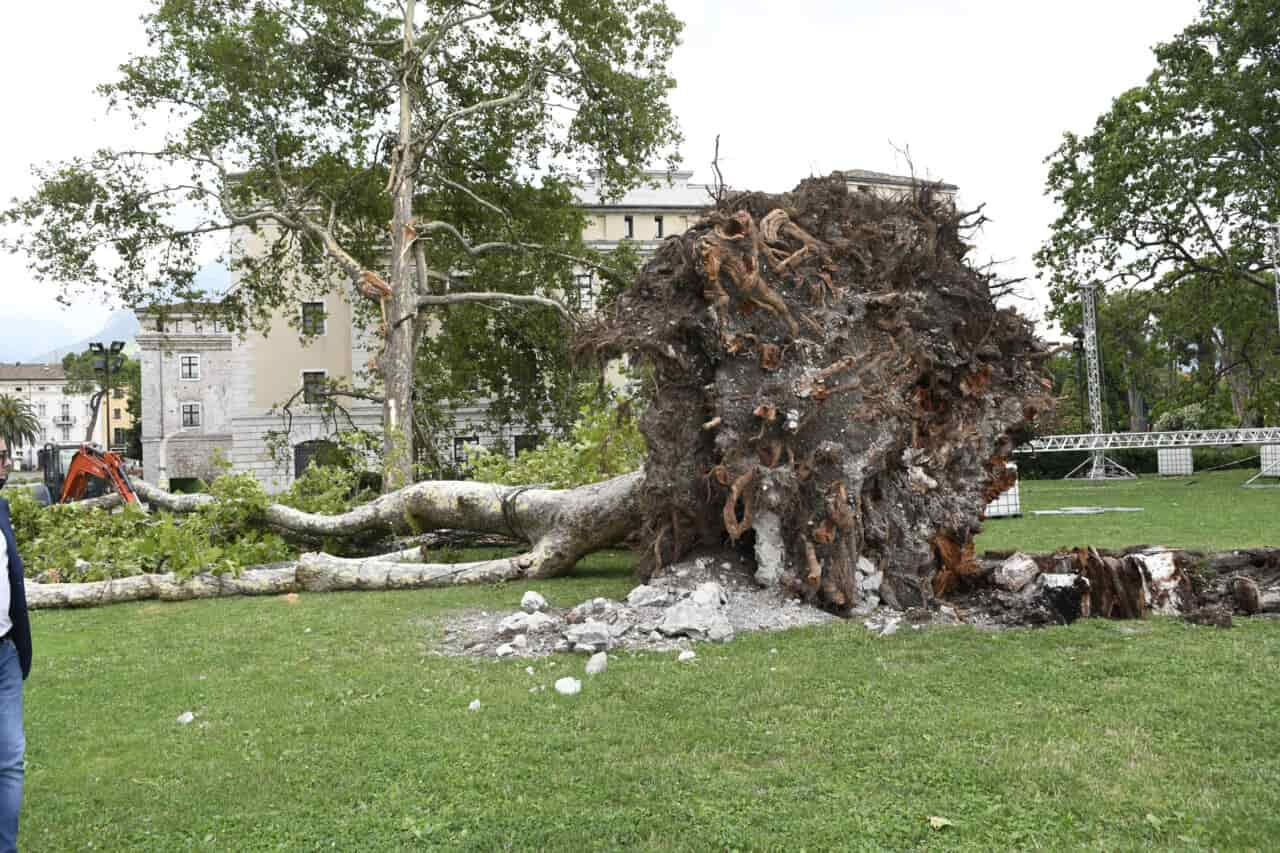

left=0, top=394, right=40, bottom=461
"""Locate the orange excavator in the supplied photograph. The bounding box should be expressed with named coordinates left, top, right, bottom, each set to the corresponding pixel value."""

left=39, top=442, right=139, bottom=505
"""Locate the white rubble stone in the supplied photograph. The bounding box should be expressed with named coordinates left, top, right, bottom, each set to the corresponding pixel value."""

left=525, top=666, right=536, bottom=676
left=856, top=556, right=876, bottom=576
left=511, top=634, right=528, bottom=650
left=690, top=582, right=727, bottom=608
left=566, top=620, right=611, bottom=650
left=524, top=612, right=558, bottom=633
left=994, top=553, right=1040, bottom=592
left=554, top=677, right=582, bottom=696
left=468, top=699, right=481, bottom=711
left=677, top=650, right=697, bottom=662
left=626, top=584, right=670, bottom=608
left=521, top=591, right=549, bottom=613
left=553, top=639, right=571, bottom=653
left=496, top=643, right=517, bottom=658
left=176, top=711, right=194, bottom=725
left=498, top=612, right=530, bottom=636
left=658, top=602, right=720, bottom=639
left=707, top=616, right=734, bottom=643
left=585, top=652, right=608, bottom=676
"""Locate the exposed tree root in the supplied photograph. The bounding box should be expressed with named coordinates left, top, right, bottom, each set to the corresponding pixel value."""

left=585, top=174, right=1054, bottom=613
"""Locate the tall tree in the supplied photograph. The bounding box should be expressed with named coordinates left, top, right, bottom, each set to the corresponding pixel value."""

left=3, top=0, right=681, bottom=489
left=1038, top=0, right=1280, bottom=307
left=0, top=396, right=40, bottom=457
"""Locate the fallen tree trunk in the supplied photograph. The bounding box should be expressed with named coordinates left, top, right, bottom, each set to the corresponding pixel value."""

left=132, top=471, right=642, bottom=579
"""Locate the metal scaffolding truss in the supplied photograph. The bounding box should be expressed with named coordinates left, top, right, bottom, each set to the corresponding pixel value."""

left=1016, top=427, right=1280, bottom=454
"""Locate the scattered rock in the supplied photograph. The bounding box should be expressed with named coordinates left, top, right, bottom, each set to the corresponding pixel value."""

left=524, top=611, right=558, bottom=633
left=511, top=634, right=528, bottom=650
left=657, top=601, right=734, bottom=642
left=521, top=591, right=548, bottom=613
left=625, top=584, right=670, bottom=608
left=498, top=612, right=529, bottom=636
left=585, top=652, right=608, bottom=676
left=565, top=620, right=611, bottom=651
left=524, top=666, right=535, bottom=676
left=689, top=582, right=728, bottom=607
left=677, top=650, right=696, bottom=662
left=554, top=677, right=582, bottom=695
left=176, top=711, right=194, bottom=725
left=468, top=699, right=481, bottom=711
left=495, top=643, right=517, bottom=658
left=993, top=552, right=1039, bottom=592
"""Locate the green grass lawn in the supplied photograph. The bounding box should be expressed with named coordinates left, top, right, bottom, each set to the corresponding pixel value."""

left=21, top=470, right=1280, bottom=851
left=977, top=469, right=1279, bottom=554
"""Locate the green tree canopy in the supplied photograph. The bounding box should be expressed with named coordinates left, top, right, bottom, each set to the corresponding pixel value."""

left=4, top=0, right=682, bottom=488
left=1038, top=0, right=1280, bottom=305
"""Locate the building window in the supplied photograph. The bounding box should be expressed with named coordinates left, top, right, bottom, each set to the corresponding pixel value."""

left=37, top=403, right=46, bottom=417
left=113, top=428, right=128, bottom=447
left=623, top=215, right=634, bottom=239
left=181, top=403, right=201, bottom=428
left=302, top=371, right=327, bottom=404
left=193, top=318, right=204, bottom=334
left=60, top=426, right=70, bottom=442
left=654, top=215, right=664, bottom=238
left=573, top=273, right=596, bottom=313
left=301, top=301, right=327, bottom=336
left=113, top=408, right=122, bottom=419
left=179, top=354, right=200, bottom=380
left=60, top=402, right=70, bottom=418
left=112, top=388, right=123, bottom=399
left=453, top=436, right=479, bottom=465
left=513, top=434, right=539, bottom=456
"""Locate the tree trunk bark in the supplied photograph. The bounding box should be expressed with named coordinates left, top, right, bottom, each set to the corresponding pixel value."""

left=30, top=473, right=642, bottom=609
left=379, top=0, right=419, bottom=492
left=131, top=471, right=642, bottom=578
left=1124, top=358, right=1147, bottom=432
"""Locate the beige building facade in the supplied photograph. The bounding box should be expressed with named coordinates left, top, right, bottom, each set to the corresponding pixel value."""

left=139, top=168, right=951, bottom=488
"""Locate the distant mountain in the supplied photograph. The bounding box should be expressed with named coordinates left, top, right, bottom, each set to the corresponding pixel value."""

left=33, top=309, right=141, bottom=363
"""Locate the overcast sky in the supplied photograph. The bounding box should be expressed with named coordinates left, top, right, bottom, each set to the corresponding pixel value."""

left=0, top=0, right=1200, bottom=358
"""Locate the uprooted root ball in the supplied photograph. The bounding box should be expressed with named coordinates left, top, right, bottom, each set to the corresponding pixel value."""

left=584, top=174, right=1053, bottom=613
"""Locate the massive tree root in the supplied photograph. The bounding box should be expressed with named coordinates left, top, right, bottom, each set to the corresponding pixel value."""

left=27, top=473, right=643, bottom=608
left=584, top=175, right=1053, bottom=613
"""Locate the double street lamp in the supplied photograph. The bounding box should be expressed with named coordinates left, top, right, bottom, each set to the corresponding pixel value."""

left=88, top=341, right=126, bottom=451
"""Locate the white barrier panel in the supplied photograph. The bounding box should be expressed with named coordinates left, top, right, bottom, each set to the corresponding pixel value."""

left=985, top=464, right=1021, bottom=518
left=1157, top=447, right=1193, bottom=476
left=1262, top=445, right=1280, bottom=478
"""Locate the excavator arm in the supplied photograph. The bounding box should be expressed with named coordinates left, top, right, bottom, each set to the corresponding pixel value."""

left=58, top=444, right=139, bottom=505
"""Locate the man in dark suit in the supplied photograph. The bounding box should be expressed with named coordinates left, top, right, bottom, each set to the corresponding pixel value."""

left=0, top=448, right=32, bottom=853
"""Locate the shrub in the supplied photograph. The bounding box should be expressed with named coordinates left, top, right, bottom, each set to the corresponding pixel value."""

left=468, top=393, right=645, bottom=489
